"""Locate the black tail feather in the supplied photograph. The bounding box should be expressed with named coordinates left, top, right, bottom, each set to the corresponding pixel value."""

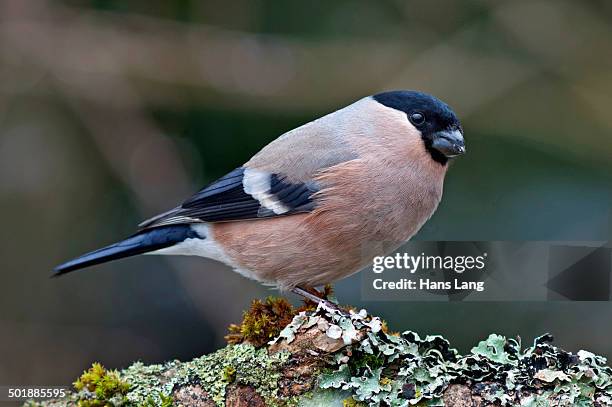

left=53, top=225, right=199, bottom=276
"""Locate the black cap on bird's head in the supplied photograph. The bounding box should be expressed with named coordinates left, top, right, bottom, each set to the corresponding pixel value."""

left=373, top=90, right=465, bottom=165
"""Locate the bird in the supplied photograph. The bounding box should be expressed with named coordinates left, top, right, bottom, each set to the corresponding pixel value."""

left=54, top=90, right=465, bottom=305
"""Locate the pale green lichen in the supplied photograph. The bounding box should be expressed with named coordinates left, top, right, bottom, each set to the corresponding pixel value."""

left=275, top=304, right=612, bottom=406
left=27, top=302, right=612, bottom=407
left=470, top=333, right=519, bottom=366
left=122, top=343, right=289, bottom=406
left=295, top=389, right=352, bottom=407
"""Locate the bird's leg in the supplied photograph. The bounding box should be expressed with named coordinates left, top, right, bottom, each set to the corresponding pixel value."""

left=291, top=285, right=345, bottom=313
left=291, top=286, right=327, bottom=304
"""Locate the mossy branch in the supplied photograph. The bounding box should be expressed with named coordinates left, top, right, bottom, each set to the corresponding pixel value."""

left=29, top=297, right=612, bottom=407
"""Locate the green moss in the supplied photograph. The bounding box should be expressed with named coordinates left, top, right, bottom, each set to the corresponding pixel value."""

left=342, top=397, right=367, bottom=407
left=73, top=363, right=130, bottom=407
left=348, top=352, right=385, bottom=373
left=32, top=297, right=612, bottom=407
left=226, top=287, right=342, bottom=347
left=378, top=377, right=392, bottom=386
left=142, top=393, right=173, bottom=407
left=159, top=394, right=173, bottom=407
left=226, top=297, right=297, bottom=347
left=222, top=366, right=236, bottom=383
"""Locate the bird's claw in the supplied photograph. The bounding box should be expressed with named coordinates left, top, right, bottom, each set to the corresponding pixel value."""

left=291, top=285, right=349, bottom=316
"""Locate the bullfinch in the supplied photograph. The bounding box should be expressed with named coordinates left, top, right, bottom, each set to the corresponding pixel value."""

left=54, top=90, right=465, bottom=304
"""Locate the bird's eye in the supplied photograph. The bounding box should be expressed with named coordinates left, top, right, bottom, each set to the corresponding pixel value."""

left=409, top=112, right=425, bottom=126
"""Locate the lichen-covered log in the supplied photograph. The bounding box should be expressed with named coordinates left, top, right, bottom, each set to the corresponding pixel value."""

left=28, top=299, right=612, bottom=407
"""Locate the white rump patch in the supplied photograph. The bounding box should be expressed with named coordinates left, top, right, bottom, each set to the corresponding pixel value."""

left=242, top=168, right=290, bottom=215
left=147, top=224, right=231, bottom=264
left=146, top=224, right=267, bottom=283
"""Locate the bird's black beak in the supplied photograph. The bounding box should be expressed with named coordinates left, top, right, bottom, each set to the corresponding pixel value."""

left=431, top=129, right=465, bottom=158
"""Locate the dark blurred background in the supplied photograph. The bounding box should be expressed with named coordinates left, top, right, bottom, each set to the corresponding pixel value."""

left=1, top=0, right=611, bottom=387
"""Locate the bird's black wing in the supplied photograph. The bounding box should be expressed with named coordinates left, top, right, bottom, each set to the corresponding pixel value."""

left=139, top=167, right=319, bottom=229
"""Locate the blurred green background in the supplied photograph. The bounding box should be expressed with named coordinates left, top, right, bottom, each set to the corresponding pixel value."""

left=1, top=0, right=611, bottom=387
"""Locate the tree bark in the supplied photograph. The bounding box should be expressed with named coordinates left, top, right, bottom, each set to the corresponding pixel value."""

left=30, top=303, right=612, bottom=407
